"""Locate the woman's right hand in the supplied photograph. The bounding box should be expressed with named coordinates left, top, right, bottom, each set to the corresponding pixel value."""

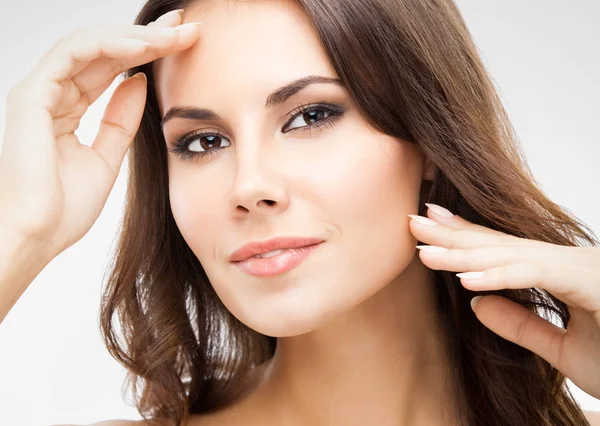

left=0, top=10, right=200, bottom=258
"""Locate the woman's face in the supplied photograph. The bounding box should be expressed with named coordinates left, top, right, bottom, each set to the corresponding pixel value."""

left=154, top=0, right=435, bottom=337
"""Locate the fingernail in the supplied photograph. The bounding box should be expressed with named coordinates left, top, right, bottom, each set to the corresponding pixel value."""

left=176, top=22, right=202, bottom=36
left=425, top=203, right=454, bottom=218
left=131, top=72, right=147, bottom=83
left=471, top=296, right=483, bottom=310
left=161, top=9, right=184, bottom=20
left=408, top=214, right=439, bottom=227
left=456, top=271, right=484, bottom=280
left=416, top=245, right=448, bottom=253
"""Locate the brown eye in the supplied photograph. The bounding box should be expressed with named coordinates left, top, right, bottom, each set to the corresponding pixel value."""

left=284, top=104, right=343, bottom=133
left=192, top=134, right=229, bottom=152
left=168, top=130, right=231, bottom=162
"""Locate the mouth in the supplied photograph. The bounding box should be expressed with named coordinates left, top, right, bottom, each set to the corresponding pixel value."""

left=232, top=242, right=324, bottom=277
left=229, top=236, right=325, bottom=263
left=234, top=243, right=320, bottom=261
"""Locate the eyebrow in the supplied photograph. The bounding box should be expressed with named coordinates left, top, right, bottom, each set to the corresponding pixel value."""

left=160, top=75, right=343, bottom=129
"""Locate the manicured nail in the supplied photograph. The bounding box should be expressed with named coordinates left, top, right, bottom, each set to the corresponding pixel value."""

left=425, top=203, right=454, bottom=218
left=176, top=22, right=202, bottom=36
left=152, top=9, right=182, bottom=26
left=471, top=296, right=483, bottom=310
left=131, top=72, right=147, bottom=83
left=416, top=245, right=448, bottom=253
left=408, top=215, right=439, bottom=227
left=456, top=271, right=484, bottom=280
left=162, top=9, right=184, bottom=20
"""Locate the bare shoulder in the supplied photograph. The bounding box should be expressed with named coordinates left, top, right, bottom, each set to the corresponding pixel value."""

left=586, top=411, right=600, bottom=425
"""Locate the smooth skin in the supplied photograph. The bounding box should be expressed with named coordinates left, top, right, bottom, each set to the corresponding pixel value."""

left=0, top=4, right=598, bottom=426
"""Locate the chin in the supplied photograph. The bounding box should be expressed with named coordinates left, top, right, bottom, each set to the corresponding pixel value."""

left=218, top=295, right=325, bottom=338
left=229, top=290, right=354, bottom=338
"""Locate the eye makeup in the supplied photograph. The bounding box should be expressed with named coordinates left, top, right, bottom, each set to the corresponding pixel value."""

left=167, top=101, right=345, bottom=162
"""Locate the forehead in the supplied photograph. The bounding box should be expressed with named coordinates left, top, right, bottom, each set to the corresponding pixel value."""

left=153, top=0, right=338, bottom=116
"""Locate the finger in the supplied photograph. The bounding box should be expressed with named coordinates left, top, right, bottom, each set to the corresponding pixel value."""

left=417, top=244, right=564, bottom=274
left=31, top=23, right=200, bottom=88
left=419, top=244, right=600, bottom=310
left=456, top=257, right=600, bottom=313
left=73, top=21, right=201, bottom=104
left=424, top=203, right=506, bottom=236
left=409, top=215, right=520, bottom=249
left=15, top=23, right=200, bottom=117
left=147, top=9, right=184, bottom=27
left=471, top=295, right=567, bottom=372
left=66, top=36, right=155, bottom=108
left=91, top=72, right=147, bottom=180
left=409, top=214, right=554, bottom=250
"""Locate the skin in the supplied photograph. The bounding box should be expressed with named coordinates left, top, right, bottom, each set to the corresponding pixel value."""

left=152, top=1, right=459, bottom=425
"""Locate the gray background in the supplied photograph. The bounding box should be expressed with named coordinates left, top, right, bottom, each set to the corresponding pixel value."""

left=0, top=0, right=598, bottom=425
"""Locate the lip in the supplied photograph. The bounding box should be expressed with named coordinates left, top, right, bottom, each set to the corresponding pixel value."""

left=229, top=236, right=325, bottom=263
left=232, top=242, right=324, bottom=277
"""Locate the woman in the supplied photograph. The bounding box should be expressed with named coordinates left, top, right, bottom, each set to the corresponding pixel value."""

left=0, top=0, right=599, bottom=425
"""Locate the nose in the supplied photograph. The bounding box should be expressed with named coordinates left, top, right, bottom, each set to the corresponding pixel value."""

left=228, top=135, right=289, bottom=217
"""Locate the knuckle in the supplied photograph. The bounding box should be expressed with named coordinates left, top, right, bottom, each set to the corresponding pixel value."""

left=446, top=228, right=465, bottom=249
left=6, top=79, right=29, bottom=103
left=6, top=84, right=19, bottom=101
left=52, top=34, right=72, bottom=53
left=52, top=35, right=66, bottom=47
left=494, top=264, right=513, bottom=287
left=451, top=247, right=465, bottom=262
left=102, top=118, right=135, bottom=140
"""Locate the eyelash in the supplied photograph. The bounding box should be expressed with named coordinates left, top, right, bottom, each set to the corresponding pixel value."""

left=167, top=102, right=345, bottom=162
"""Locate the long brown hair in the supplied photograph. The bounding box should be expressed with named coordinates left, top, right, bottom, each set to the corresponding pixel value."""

left=99, top=0, right=599, bottom=425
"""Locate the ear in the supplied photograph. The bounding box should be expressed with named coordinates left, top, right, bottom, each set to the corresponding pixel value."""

left=423, top=155, right=436, bottom=181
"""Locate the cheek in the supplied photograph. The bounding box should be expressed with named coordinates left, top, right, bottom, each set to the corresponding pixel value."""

left=316, top=133, right=422, bottom=260
left=168, top=170, right=225, bottom=264
left=312, top=133, right=423, bottom=304
left=246, top=134, right=423, bottom=335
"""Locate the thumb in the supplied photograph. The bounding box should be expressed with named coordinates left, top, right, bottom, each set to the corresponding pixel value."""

left=91, top=72, right=147, bottom=179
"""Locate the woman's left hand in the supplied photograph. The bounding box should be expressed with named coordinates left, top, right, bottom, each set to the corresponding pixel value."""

left=408, top=203, right=600, bottom=399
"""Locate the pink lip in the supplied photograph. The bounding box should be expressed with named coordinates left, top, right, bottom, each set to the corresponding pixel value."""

left=232, top=242, right=323, bottom=277
left=229, top=236, right=325, bottom=263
